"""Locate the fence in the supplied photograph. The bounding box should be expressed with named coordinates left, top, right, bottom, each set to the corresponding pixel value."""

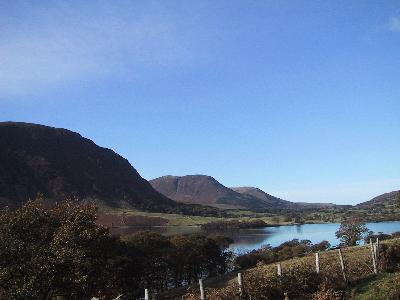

left=92, top=238, right=382, bottom=300
left=188, top=238, right=380, bottom=300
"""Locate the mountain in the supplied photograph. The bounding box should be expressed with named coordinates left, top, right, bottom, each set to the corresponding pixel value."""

left=357, top=190, right=400, bottom=207
left=149, top=175, right=291, bottom=211
left=231, top=187, right=343, bottom=209
left=0, top=122, right=179, bottom=211
left=231, top=186, right=292, bottom=208
left=294, top=202, right=339, bottom=208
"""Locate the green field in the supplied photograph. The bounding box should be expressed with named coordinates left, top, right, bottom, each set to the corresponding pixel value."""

left=99, top=207, right=301, bottom=226
left=99, top=202, right=400, bottom=229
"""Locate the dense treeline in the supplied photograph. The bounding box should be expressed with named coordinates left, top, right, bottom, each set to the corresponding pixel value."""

left=235, top=239, right=331, bottom=269
left=139, top=200, right=229, bottom=217
left=0, top=200, right=232, bottom=299
left=97, top=212, right=169, bottom=227
left=201, top=219, right=268, bottom=230
left=166, top=202, right=229, bottom=217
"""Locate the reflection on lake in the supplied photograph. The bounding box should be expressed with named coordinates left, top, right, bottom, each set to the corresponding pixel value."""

left=112, top=221, right=400, bottom=253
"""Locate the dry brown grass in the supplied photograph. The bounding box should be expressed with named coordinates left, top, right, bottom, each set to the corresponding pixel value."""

left=180, top=240, right=399, bottom=300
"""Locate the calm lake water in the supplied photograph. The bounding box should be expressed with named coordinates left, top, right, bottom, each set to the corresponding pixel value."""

left=225, top=221, right=400, bottom=252
left=113, top=221, right=400, bottom=253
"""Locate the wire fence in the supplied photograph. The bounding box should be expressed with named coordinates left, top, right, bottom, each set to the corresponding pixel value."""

left=77, top=238, right=382, bottom=300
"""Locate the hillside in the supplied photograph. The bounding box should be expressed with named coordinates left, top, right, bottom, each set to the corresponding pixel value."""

left=357, top=190, right=400, bottom=207
left=231, top=186, right=292, bottom=208
left=150, top=175, right=291, bottom=211
left=0, top=122, right=178, bottom=211
left=176, top=238, right=400, bottom=300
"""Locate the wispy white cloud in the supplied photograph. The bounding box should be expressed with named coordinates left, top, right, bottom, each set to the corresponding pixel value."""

left=0, top=2, right=195, bottom=96
left=388, top=16, right=400, bottom=32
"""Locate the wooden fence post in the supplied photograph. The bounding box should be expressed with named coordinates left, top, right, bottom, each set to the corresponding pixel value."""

left=370, top=239, right=377, bottom=274
left=376, top=237, right=380, bottom=259
left=338, top=248, right=347, bottom=282
left=315, top=252, right=320, bottom=274
left=277, top=263, right=282, bottom=276
left=199, top=279, right=206, bottom=300
left=238, top=272, right=243, bottom=299
left=376, top=237, right=380, bottom=272
left=284, top=292, right=289, bottom=300
left=145, top=289, right=149, bottom=300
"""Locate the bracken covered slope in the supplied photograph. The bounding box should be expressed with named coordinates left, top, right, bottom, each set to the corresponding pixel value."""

left=150, top=175, right=291, bottom=210
left=231, top=186, right=292, bottom=208
left=0, top=122, right=177, bottom=211
left=357, top=190, right=400, bottom=207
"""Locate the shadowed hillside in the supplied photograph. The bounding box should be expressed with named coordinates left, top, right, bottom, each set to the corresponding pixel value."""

left=0, top=122, right=179, bottom=212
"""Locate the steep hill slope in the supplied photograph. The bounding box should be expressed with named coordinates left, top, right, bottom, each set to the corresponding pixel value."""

left=149, top=175, right=290, bottom=210
left=231, top=186, right=291, bottom=208
left=230, top=187, right=341, bottom=210
left=357, top=190, right=400, bottom=207
left=0, top=122, right=177, bottom=211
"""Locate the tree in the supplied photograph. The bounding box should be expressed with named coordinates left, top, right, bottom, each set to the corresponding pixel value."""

left=335, top=218, right=369, bottom=246
left=0, top=199, right=232, bottom=298
left=311, top=240, right=331, bottom=252
left=0, top=199, right=119, bottom=299
left=123, top=231, right=172, bottom=291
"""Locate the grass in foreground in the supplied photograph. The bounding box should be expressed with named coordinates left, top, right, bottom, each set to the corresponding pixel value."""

left=349, top=272, right=400, bottom=300
left=175, top=238, right=400, bottom=299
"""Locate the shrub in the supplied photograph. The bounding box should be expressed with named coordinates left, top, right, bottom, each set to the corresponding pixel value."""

left=234, top=239, right=329, bottom=269
left=379, top=242, right=400, bottom=272
left=363, top=231, right=392, bottom=244
left=311, top=282, right=343, bottom=300
left=280, top=263, right=322, bottom=299
left=0, top=199, right=119, bottom=299
left=312, top=240, right=331, bottom=252
left=201, top=219, right=267, bottom=230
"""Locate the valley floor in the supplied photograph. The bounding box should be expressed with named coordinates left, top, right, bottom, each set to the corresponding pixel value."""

left=99, top=206, right=400, bottom=229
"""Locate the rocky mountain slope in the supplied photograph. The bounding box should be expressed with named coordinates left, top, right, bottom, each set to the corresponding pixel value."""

left=150, top=175, right=291, bottom=211
left=0, top=122, right=179, bottom=212
left=231, top=186, right=292, bottom=208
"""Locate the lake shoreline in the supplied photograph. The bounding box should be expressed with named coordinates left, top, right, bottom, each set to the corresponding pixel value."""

left=111, top=220, right=400, bottom=252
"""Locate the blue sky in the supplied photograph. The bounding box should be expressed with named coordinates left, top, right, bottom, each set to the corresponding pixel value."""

left=1, top=1, right=399, bottom=204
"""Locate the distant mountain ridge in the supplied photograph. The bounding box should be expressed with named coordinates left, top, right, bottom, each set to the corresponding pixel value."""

left=231, top=186, right=292, bottom=208
left=3, top=122, right=391, bottom=215
left=150, top=175, right=292, bottom=211
left=228, top=186, right=342, bottom=209
left=357, top=190, right=400, bottom=207
left=0, top=122, right=178, bottom=212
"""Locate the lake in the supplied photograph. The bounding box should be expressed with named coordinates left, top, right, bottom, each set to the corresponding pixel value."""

left=225, top=221, right=400, bottom=252
left=113, top=221, right=400, bottom=253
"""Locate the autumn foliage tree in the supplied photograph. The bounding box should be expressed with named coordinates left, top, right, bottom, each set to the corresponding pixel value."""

left=0, top=199, right=120, bottom=299
left=0, top=199, right=231, bottom=299
left=335, top=218, right=369, bottom=246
